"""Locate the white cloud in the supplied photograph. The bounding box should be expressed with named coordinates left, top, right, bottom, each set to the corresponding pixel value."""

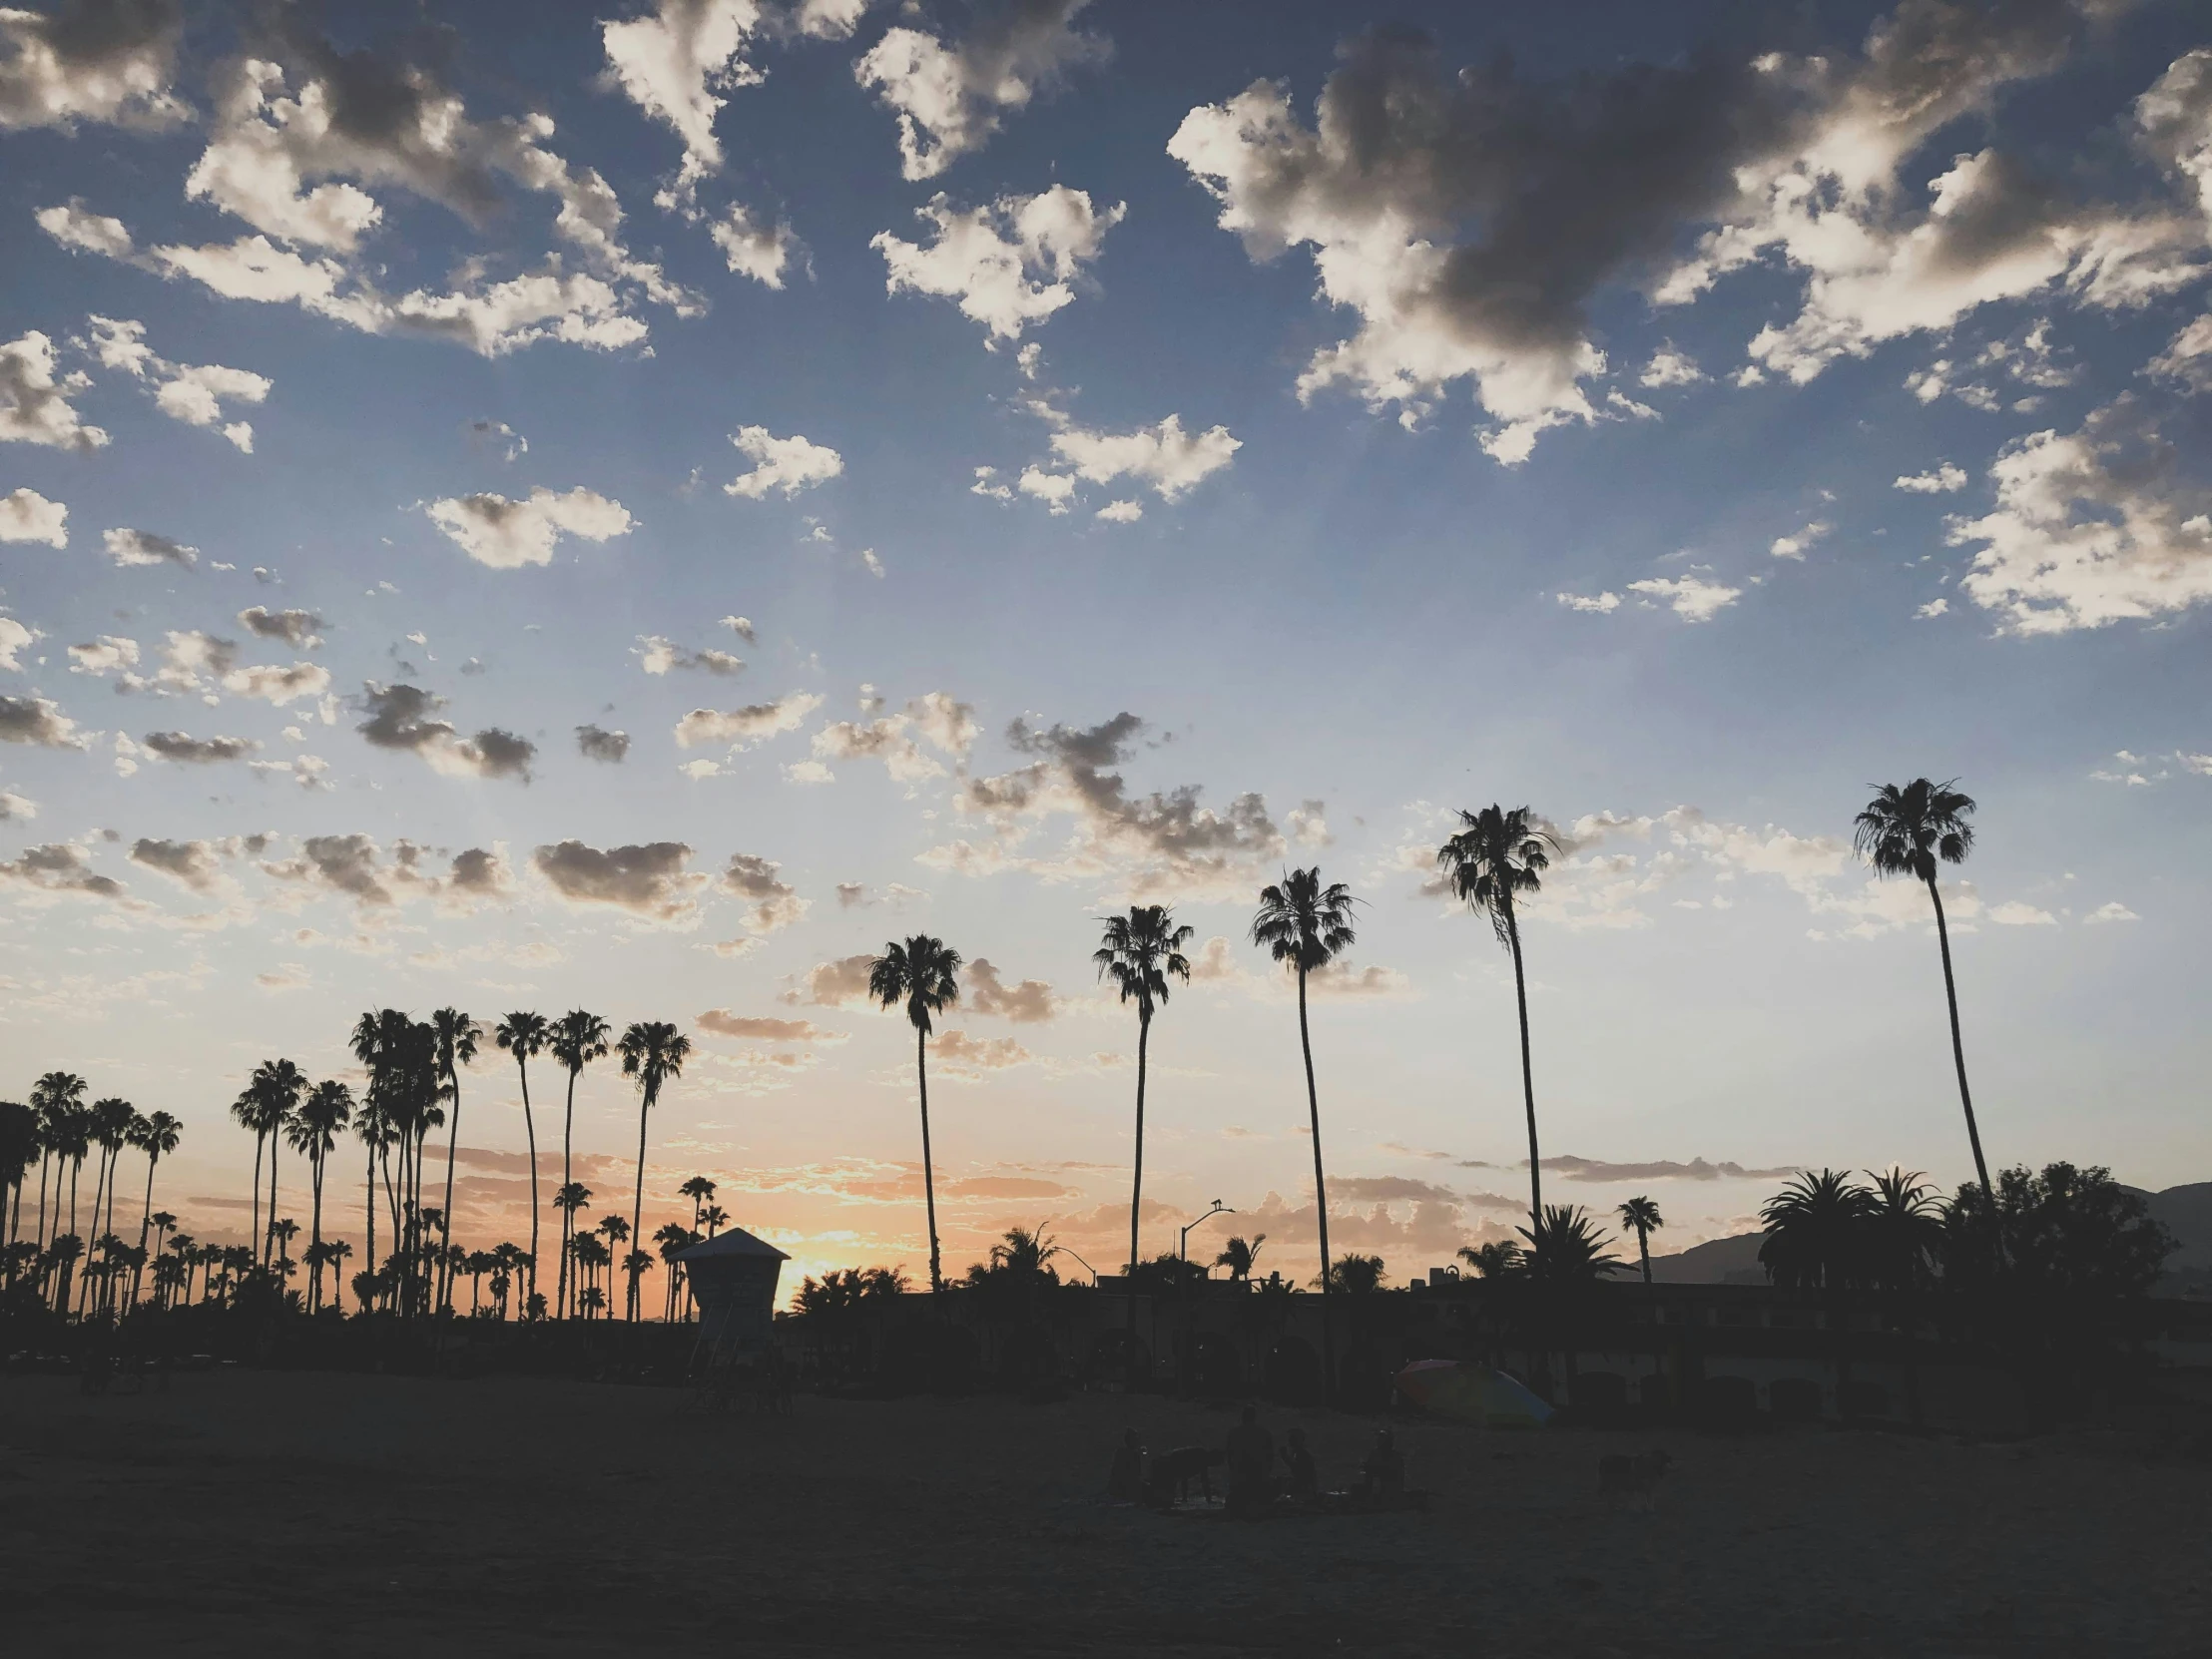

left=35, top=198, right=134, bottom=258
left=1556, top=591, right=1621, bottom=614
left=2082, top=900, right=2139, bottom=925
left=709, top=202, right=801, bottom=286
left=103, top=527, right=197, bottom=567
left=0, top=331, right=108, bottom=450
left=1895, top=462, right=1967, bottom=494
left=873, top=186, right=1124, bottom=341
left=84, top=315, right=271, bottom=451
left=1948, top=397, right=2212, bottom=634
left=1626, top=575, right=1742, bottom=622
left=674, top=690, right=823, bottom=749
left=1016, top=411, right=1239, bottom=513
left=1640, top=345, right=1705, bottom=388
left=854, top=0, right=1105, bottom=181
left=600, top=0, right=770, bottom=202
left=724, top=425, right=842, bottom=499
left=636, top=635, right=745, bottom=676
left=223, top=661, right=331, bottom=706
left=809, top=690, right=975, bottom=784
left=1916, top=598, right=1949, bottom=619
left=1769, top=521, right=1831, bottom=560
left=0, top=0, right=188, bottom=132
left=0, top=617, right=40, bottom=672
left=0, top=693, right=86, bottom=749
left=425, top=486, right=634, bottom=568
left=1095, top=499, right=1142, bottom=524
left=0, top=486, right=67, bottom=546
left=1985, top=900, right=2056, bottom=926
left=68, top=635, right=138, bottom=675
left=2147, top=311, right=2212, bottom=393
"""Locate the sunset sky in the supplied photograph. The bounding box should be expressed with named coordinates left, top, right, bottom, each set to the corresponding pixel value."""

left=3, top=0, right=2208, bottom=1300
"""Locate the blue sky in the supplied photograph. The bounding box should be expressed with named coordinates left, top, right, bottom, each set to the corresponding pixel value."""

left=2, top=0, right=2208, bottom=1290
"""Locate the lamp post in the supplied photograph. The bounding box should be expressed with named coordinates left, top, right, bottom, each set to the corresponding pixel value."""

left=1058, top=1247, right=1100, bottom=1287
left=1177, top=1201, right=1234, bottom=1394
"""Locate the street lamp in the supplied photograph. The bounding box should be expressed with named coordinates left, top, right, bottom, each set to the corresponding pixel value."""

left=1058, top=1247, right=1100, bottom=1287
left=1179, top=1199, right=1235, bottom=1266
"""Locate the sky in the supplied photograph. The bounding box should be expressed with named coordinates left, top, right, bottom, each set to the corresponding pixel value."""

left=2, top=0, right=2209, bottom=1300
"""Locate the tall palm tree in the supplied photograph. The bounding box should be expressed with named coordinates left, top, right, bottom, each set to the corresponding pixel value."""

left=430, top=1009, right=481, bottom=1316
left=616, top=1022, right=690, bottom=1322
left=1854, top=778, right=1990, bottom=1195
left=1250, top=866, right=1359, bottom=1401
left=548, top=1010, right=611, bottom=1319
left=1617, top=1195, right=1664, bottom=1284
left=1436, top=806, right=1558, bottom=1223
left=86, top=1097, right=134, bottom=1249
left=1094, top=904, right=1193, bottom=1380
left=242, top=1059, right=306, bottom=1266
left=868, top=936, right=961, bottom=1299
left=679, top=1175, right=717, bottom=1228
left=128, top=1109, right=181, bottom=1307
left=289, top=1082, right=351, bottom=1312
left=30, top=1072, right=85, bottom=1251
left=654, top=1221, right=696, bottom=1322
left=496, top=1012, right=551, bottom=1310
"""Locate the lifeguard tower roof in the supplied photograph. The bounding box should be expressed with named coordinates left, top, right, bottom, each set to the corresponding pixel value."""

left=675, top=1226, right=790, bottom=1264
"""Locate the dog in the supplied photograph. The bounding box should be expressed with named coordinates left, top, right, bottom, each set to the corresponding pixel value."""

left=1146, top=1445, right=1226, bottom=1507
left=1597, top=1449, right=1673, bottom=1510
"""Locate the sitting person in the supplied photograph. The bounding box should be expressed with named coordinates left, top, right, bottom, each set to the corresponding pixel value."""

left=1359, top=1427, right=1404, bottom=1497
left=1280, top=1424, right=1318, bottom=1498
left=1107, top=1427, right=1145, bottom=1502
left=1224, top=1402, right=1275, bottom=1516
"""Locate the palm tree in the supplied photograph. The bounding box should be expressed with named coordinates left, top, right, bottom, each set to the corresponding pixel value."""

left=615, top=1022, right=690, bottom=1322
left=655, top=1222, right=696, bottom=1322
left=324, top=1238, right=353, bottom=1312
left=1215, top=1233, right=1266, bottom=1284
left=30, top=1072, right=85, bottom=1250
left=1455, top=1239, right=1523, bottom=1279
left=289, top=1082, right=351, bottom=1312
left=128, top=1110, right=181, bottom=1307
left=548, top=1010, right=611, bottom=1319
left=1854, top=779, right=1990, bottom=1196
left=1759, top=1170, right=1872, bottom=1293
left=1436, top=806, right=1559, bottom=1223
left=495, top=1013, right=551, bottom=1312
left=1616, top=1196, right=1664, bottom=1284
left=1517, top=1206, right=1623, bottom=1283
left=430, top=1008, right=481, bottom=1315
left=868, top=935, right=961, bottom=1299
left=86, top=1097, right=134, bottom=1246
left=698, top=1203, right=727, bottom=1239
left=1250, top=866, right=1358, bottom=1400
left=1320, top=1253, right=1386, bottom=1294
left=1094, top=904, right=1194, bottom=1369
left=240, top=1059, right=305, bottom=1266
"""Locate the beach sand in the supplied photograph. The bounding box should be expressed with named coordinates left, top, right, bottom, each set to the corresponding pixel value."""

left=3, top=1370, right=2201, bottom=1656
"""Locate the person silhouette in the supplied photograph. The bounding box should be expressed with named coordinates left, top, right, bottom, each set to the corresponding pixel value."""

left=1281, top=1423, right=1318, bottom=1498
left=1360, top=1427, right=1404, bottom=1497
left=1225, top=1402, right=1275, bottom=1517
left=1107, top=1427, right=1145, bottom=1502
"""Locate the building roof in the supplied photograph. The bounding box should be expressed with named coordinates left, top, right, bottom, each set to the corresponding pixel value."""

left=675, top=1226, right=790, bottom=1264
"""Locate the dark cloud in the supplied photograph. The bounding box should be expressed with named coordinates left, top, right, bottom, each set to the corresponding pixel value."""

left=575, top=723, right=629, bottom=763
left=0, top=841, right=126, bottom=899
left=142, top=730, right=259, bottom=764
left=262, top=831, right=391, bottom=906
left=0, top=0, right=186, bottom=132
left=1458, top=1153, right=1802, bottom=1183
left=0, top=693, right=86, bottom=748
left=236, top=606, right=324, bottom=648
left=721, top=851, right=805, bottom=933
left=532, top=839, right=700, bottom=921
left=129, top=835, right=223, bottom=891
left=356, top=682, right=533, bottom=780
left=697, top=1011, right=835, bottom=1042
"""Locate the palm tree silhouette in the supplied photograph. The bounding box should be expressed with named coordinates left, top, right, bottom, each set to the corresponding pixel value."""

left=129, top=1110, right=181, bottom=1307
left=1518, top=1206, right=1623, bottom=1283
left=1616, top=1195, right=1664, bottom=1284
left=243, top=1058, right=306, bottom=1266
left=1436, top=806, right=1559, bottom=1224
left=1854, top=779, right=1990, bottom=1195
left=616, top=1022, right=690, bottom=1322
left=30, top=1072, right=86, bottom=1252
left=679, top=1175, right=717, bottom=1228
left=430, top=1009, right=481, bottom=1315
left=548, top=1010, right=611, bottom=1319
left=495, top=1013, right=551, bottom=1313
left=654, top=1221, right=697, bottom=1322
left=868, top=935, right=961, bottom=1299
left=1215, top=1233, right=1266, bottom=1284
left=85, top=1098, right=133, bottom=1247
left=1251, top=866, right=1358, bottom=1400
left=1455, top=1239, right=1523, bottom=1279
left=1094, top=903, right=1194, bottom=1380
left=289, top=1081, right=351, bottom=1312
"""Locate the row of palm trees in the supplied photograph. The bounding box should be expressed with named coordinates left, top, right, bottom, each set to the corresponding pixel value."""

left=861, top=781, right=1989, bottom=1385
left=0, top=1076, right=183, bottom=1315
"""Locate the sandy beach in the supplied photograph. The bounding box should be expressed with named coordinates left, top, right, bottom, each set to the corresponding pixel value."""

left=4, top=1370, right=2203, bottom=1657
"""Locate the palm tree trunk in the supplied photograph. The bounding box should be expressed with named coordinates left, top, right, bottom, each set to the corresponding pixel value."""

left=134, top=1154, right=157, bottom=1308
left=439, top=1067, right=461, bottom=1315
left=559, top=1067, right=577, bottom=1320
left=1638, top=1228, right=1651, bottom=1284
left=1925, top=876, right=1991, bottom=1196
left=1505, top=903, right=1543, bottom=1222
left=308, top=1150, right=324, bottom=1313
left=1296, top=964, right=1335, bottom=1405
left=267, top=1131, right=280, bottom=1268
left=364, top=1140, right=377, bottom=1316
left=519, top=1057, right=539, bottom=1313
left=629, top=1085, right=652, bottom=1323
left=1126, top=1006, right=1149, bottom=1386
left=917, top=1025, right=942, bottom=1300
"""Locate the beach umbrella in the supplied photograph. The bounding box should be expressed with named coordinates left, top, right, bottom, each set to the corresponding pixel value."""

left=1394, top=1360, right=1555, bottom=1428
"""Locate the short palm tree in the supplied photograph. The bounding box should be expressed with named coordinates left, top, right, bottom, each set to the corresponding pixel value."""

left=430, top=1008, right=481, bottom=1315
left=1854, top=779, right=1990, bottom=1195
left=129, top=1109, right=182, bottom=1280
left=288, top=1082, right=351, bottom=1311
left=868, top=935, right=961, bottom=1299
left=495, top=1012, right=550, bottom=1310
left=1436, top=806, right=1558, bottom=1222
left=1215, top=1233, right=1266, bottom=1283
left=1616, top=1195, right=1664, bottom=1284
left=1517, top=1205, right=1622, bottom=1283
left=616, top=1022, right=689, bottom=1322
left=1250, top=866, right=1359, bottom=1399
left=1455, top=1239, right=1523, bottom=1279
left=548, top=1010, right=610, bottom=1318
left=1758, top=1170, right=1872, bottom=1294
